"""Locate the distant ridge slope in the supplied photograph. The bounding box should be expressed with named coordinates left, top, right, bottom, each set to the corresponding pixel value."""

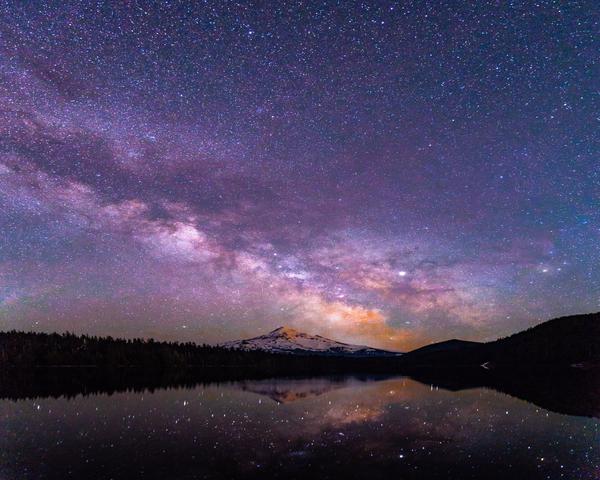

left=400, top=312, right=600, bottom=366
left=221, top=326, right=402, bottom=357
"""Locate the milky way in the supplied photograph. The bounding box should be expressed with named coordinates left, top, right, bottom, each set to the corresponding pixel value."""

left=0, top=1, right=598, bottom=349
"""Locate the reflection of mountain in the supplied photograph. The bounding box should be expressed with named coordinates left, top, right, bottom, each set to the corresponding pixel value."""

left=4, top=373, right=596, bottom=480
left=221, top=326, right=401, bottom=357
left=407, top=367, right=600, bottom=419
left=234, top=375, right=396, bottom=403
left=235, top=370, right=600, bottom=418
left=235, top=377, right=353, bottom=403
left=1, top=368, right=598, bottom=419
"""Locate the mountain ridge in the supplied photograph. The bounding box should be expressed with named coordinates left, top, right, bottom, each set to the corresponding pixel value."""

left=220, top=325, right=402, bottom=357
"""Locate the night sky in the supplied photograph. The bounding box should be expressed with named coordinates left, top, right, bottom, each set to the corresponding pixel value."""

left=0, top=1, right=598, bottom=350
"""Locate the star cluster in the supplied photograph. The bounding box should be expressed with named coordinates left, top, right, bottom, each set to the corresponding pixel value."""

left=0, top=1, right=598, bottom=349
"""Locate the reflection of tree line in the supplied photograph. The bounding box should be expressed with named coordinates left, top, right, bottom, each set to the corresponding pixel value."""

left=0, top=366, right=598, bottom=419
left=406, top=367, right=600, bottom=419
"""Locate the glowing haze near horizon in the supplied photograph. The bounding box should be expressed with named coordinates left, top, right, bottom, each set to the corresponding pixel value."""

left=0, top=1, right=598, bottom=350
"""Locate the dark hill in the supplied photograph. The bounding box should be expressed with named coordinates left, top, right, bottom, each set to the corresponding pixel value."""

left=400, top=312, right=600, bottom=367
left=399, top=339, right=483, bottom=366
left=410, top=339, right=481, bottom=353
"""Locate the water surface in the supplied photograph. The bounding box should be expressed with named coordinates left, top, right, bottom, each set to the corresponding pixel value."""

left=1, top=375, right=598, bottom=479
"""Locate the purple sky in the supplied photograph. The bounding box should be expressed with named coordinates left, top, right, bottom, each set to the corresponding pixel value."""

left=0, top=1, right=598, bottom=350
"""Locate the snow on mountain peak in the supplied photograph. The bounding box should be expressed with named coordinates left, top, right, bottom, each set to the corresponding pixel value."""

left=220, top=326, right=402, bottom=357
left=268, top=326, right=301, bottom=337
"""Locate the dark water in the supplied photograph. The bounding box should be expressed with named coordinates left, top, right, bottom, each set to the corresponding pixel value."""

left=1, top=374, right=599, bottom=479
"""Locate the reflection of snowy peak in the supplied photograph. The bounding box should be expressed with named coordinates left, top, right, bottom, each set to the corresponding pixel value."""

left=237, top=377, right=348, bottom=403
left=221, top=326, right=402, bottom=357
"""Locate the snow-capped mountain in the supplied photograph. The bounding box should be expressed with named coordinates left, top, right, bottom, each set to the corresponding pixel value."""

left=220, top=326, right=402, bottom=357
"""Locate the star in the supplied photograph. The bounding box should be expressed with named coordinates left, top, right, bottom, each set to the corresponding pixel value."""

left=0, top=0, right=597, bottom=351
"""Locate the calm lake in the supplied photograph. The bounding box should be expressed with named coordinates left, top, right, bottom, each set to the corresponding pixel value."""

left=0, top=374, right=598, bottom=479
